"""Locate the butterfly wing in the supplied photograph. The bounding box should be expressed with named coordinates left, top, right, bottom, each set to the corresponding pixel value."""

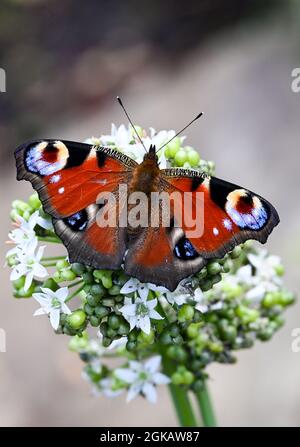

left=125, top=167, right=279, bottom=291
left=15, top=139, right=136, bottom=268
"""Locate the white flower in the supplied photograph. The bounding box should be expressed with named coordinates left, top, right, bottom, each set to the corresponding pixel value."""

left=115, top=355, right=170, bottom=403
left=248, top=250, right=282, bottom=284
left=97, top=331, right=127, bottom=351
left=245, top=250, right=283, bottom=302
left=99, top=378, right=124, bottom=398
left=120, top=277, right=168, bottom=301
left=10, top=244, right=48, bottom=291
left=32, top=287, right=71, bottom=330
left=101, top=123, right=133, bottom=149
left=7, top=211, right=52, bottom=257
left=120, top=296, right=163, bottom=334
left=165, top=282, right=190, bottom=306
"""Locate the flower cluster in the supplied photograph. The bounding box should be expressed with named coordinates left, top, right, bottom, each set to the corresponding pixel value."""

left=7, top=124, right=294, bottom=405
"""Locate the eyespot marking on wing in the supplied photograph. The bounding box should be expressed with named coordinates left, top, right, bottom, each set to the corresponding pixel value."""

left=225, top=189, right=268, bottom=230
left=174, top=237, right=199, bottom=260
left=25, top=141, right=69, bottom=176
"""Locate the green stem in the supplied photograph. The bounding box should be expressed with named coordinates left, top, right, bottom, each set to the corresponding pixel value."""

left=194, top=380, right=217, bottom=427
left=66, top=283, right=85, bottom=302
left=38, top=236, right=61, bottom=244
left=162, top=354, right=198, bottom=427
left=68, top=280, right=85, bottom=289
left=42, top=262, right=57, bottom=267
left=42, top=256, right=66, bottom=261
left=156, top=300, right=199, bottom=427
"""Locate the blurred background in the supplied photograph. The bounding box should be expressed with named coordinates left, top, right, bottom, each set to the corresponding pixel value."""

left=1, top=0, right=300, bottom=426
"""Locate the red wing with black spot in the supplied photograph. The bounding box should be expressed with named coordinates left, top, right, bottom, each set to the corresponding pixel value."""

left=15, top=139, right=136, bottom=269
left=125, top=168, right=279, bottom=291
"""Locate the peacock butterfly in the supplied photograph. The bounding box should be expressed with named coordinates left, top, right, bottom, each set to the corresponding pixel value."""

left=14, top=100, right=279, bottom=291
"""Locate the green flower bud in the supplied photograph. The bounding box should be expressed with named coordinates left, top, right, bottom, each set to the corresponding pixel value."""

left=208, top=341, right=224, bottom=353
left=207, top=262, right=222, bottom=276
left=178, top=304, right=194, bottom=322
left=103, top=337, right=113, bottom=348
left=167, top=345, right=187, bottom=362
left=230, top=246, right=242, bottom=259
left=102, top=298, right=115, bottom=307
left=15, top=284, right=36, bottom=298
left=67, top=310, right=87, bottom=329
left=13, top=276, right=26, bottom=290
left=71, top=263, right=86, bottom=276
left=90, top=283, right=105, bottom=298
left=42, top=278, right=59, bottom=291
left=90, top=315, right=100, bottom=327
left=137, top=329, right=155, bottom=345
left=172, top=372, right=184, bottom=385
left=169, top=323, right=180, bottom=337
left=258, top=327, right=274, bottom=341
left=60, top=269, right=77, bottom=281
left=83, top=303, right=95, bottom=316
left=279, top=291, right=295, bottom=306
left=94, top=305, right=110, bottom=319
left=174, top=150, right=187, bottom=167
left=56, top=259, right=69, bottom=270
left=10, top=208, right=21, bottom=222
left=12, top=200, right=30, bottom=215
left=160, top=331, right=172, bottom=345
left=187, top=149, right=200, bottom=167
left=82, top=272, right=94, bottom=285
left=101, top=273, right=113, bottom=289
left=166, top=137, right=181, bottom=158
left=220, top=325, right=237, bottom=343
left=108, top=314, right=121, bottom=330
left=236, top=305, right=259, bottom=324
left=117, top=321, right=130, bottom=336
left=86, top=293, right=100, bottom=307
left=106, top=327, right=117, bottom=338
left=28, top=193, right=41, bottom=210
left=274, top=264, right=284, bottom=276
left=183, top=370, right=195, bottom=385
left=108, top=285, right=121, bottom=296
left=187, top=322, right=201, bottom=339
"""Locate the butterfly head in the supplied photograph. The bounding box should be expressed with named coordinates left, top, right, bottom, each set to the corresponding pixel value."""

left=142, top=144, right=158, bottom=165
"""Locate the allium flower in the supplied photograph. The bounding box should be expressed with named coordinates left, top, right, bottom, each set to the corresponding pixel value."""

left=165, top=282, right=190, bottom=306
left=100, top=123, right=133, bottom=149
left=10, top=244, right=48, bottom=291
left=120, top=277, right=167, bottom=301
left=7, top=211, right=52, bottom=256
left=115, top=356, right=170, bottom=403
left=120, top=296, right=163, bottom=334
left=33, top=287, right=71, bottom=330
left=99, top=378, right=124, bottom=398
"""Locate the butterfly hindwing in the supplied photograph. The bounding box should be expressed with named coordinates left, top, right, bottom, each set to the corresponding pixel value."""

left=161, top=167, right=279, bottom=258
left=15, top=139, right=136, bottom=269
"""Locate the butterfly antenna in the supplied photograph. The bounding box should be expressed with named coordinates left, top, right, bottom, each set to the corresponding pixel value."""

left=117, top=96, right=147, bottom=152
left=157, top=112, right=203, bottom=153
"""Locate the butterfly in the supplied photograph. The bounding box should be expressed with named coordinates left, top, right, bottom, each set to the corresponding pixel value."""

left=14, top=133, right=279, bottom=291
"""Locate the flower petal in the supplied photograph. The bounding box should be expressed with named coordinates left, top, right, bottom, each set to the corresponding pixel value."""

left=49, top=309, right=60, bottom=330
left=115, top=368, right=137, bottom=384
left=145, top=355, right=161, bottom=373
left=142, top=382, right=157, bottom=404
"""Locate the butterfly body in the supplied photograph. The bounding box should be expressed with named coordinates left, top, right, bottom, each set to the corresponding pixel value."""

left=15, top=139, right=279, bottom=291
